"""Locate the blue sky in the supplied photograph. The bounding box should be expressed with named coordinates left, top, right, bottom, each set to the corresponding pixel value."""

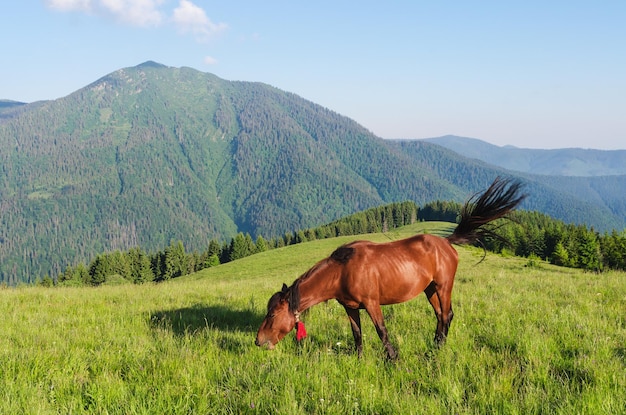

left=2, top=1, right=625, bottom=149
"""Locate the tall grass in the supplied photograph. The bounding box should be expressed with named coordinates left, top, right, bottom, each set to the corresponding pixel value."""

left=1, top=223, right=624, bottom=414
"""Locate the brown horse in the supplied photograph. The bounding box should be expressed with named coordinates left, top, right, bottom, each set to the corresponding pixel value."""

left=255, top=177, right=526, bottom=359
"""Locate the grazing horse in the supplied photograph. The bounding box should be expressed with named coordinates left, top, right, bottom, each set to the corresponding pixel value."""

left=255, top=177, right=526, bottom=359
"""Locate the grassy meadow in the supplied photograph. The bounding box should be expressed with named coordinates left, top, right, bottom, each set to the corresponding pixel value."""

left=1, top=222, right=625, bottom=414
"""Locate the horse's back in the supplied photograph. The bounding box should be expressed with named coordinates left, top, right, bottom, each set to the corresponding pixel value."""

left=335, top=234, right=458, bottom=306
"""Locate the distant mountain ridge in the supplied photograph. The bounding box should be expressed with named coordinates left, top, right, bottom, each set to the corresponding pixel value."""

left=0, top=62, right=625, bottom=284
left=0, top=99, right=30, bottom=120
left=422, top=135, right=626, bottom=176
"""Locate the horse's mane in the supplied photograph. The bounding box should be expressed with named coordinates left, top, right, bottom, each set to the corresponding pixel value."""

left=287, top=245, right=355, bottom=313
left=288, top=280, right=301, bottom=313
left=330, top=245, right=355, bottom=264
left=287, top=261, right=322, bottom=313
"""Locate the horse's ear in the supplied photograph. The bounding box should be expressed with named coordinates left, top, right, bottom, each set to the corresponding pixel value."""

left=281, top=283, right=289, bottom=293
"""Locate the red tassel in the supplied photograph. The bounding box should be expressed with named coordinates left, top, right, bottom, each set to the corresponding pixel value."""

left=296, top=321, right=307, bottom=341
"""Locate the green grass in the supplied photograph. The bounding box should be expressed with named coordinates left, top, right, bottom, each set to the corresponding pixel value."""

left=1, top=222, right=625, bottom=414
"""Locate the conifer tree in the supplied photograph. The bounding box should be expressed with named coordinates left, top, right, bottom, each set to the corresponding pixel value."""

left=255, top=235, right=268, bottom=253
left=551, top=241, right=570, bottom=267
left=577, top=230, right=602, bottom=271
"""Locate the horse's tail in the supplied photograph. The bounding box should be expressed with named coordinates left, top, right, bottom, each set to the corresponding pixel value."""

left=447, top=177, right=526, bottom=246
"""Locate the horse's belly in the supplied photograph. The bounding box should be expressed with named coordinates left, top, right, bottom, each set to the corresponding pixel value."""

left=378, top=278, right=431, bottom=305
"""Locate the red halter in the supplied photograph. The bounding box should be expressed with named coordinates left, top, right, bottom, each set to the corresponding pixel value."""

left=294, top=312, right=307, bottom=341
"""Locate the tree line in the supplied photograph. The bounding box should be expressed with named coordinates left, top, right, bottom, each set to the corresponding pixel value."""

left=41, top=201, right=419, bottom=287
left=484, top=210, right=626, bottom=272
left=36, top=200, right=625, bottom=287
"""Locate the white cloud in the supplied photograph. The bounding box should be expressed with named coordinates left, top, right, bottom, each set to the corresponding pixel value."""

left=45, top=0, right=92, bottom=12
left=204, top=56, right=218, bottom=65
left=127, top=1, right=164, bottom=26
left=44, top=0, right=226, bottom=39
left=172, top=0, right=227, bottom=41
left=101, top=0, right=164, bottom=26
left=45, top=0, right=164, bottom=27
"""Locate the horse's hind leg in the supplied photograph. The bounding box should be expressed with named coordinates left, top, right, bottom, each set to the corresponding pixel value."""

left=343, top=305, right=363, bottom=357
left=425, top=282, right=445, bottom=344
left=425, top=281, right=454, bottom=346
left=364, top=303, right=398, bottom=360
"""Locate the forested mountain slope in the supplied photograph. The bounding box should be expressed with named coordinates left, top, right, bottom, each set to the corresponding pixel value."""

left=387, top=140, right=625, bottom=232
left=422, top=135, right=626, bottom=176
left=0, top=62, right=623, bottom=284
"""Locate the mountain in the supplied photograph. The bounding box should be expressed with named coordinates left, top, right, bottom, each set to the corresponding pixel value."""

left=0, top=99, right=30, bottom=120
left=0, top=99, right=27, bottom=111
left=1, top=62, right=624, bottom=284
left=387, top=139, right=626, bottom=232
left=422, top=135, right=626, bottom=176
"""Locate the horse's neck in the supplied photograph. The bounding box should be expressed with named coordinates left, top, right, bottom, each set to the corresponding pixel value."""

left=296, top=263, right=338, bottom=312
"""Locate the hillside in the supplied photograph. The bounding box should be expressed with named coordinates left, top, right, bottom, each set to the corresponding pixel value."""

left=1, top=62, right=625, bottom=284
left=422, top=135, right=626, bottom=176
left=1, top=226, right=625, bottom=413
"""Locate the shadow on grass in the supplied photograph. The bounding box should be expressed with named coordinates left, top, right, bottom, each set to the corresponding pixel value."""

left=150, top=303, right=263, bottom=337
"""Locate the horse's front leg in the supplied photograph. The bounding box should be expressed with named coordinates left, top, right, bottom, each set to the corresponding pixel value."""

left=343, top=305, right=363, bottom=357
left=364, top=303, right=398, bottom=360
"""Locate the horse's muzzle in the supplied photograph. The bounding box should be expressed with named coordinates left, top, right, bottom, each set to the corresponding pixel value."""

left=255, top=337, right=275, bottom=349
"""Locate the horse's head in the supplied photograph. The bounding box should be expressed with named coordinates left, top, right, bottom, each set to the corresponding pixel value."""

left=255, top=283, right=297, bottom=349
